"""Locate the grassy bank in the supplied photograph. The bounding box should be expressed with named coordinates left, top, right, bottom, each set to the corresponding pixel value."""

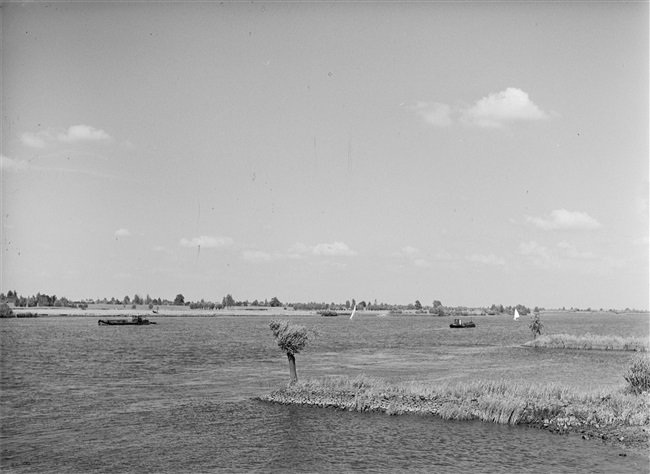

left=259, top=375, right=650, bottom=452
left=523, top=333, right=649, bottom=351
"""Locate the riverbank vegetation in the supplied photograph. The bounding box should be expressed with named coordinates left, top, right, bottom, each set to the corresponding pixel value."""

left=0, top=303, right=38, bottom=318
left=262, top=372, right=649, bottom=423
left=624, top=353, right=650, bottom=394
left=261, top=354, right=650, bottom=451
left=261, top=367, right=650, bottom=450
left=523, top=334, right=649, bottom=352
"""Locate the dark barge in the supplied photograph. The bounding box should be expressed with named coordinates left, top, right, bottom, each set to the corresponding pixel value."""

left=98, top=315, right=156, bottom=326
left=449, top=318, right=475, bottom=328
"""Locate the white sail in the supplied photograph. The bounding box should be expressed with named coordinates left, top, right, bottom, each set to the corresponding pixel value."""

left=350, top=304, right=357, bottom=320
left=514, top=308, right=520, bottom=321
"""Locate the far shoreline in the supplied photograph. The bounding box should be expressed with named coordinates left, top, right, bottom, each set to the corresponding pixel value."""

left=6, top=307, right=650, bottom=319
left=5, top=306, right=317, bottom=318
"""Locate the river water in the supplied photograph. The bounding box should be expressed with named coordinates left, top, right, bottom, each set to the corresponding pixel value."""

left=1, top=314, right=648, bottom=473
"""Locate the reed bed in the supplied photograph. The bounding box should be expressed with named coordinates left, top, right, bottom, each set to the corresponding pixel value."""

left=261, top=374, right=650, bottom=430
left=523, top=333, right=649, bottom=351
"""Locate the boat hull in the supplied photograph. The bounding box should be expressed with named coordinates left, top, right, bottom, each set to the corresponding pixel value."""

left=449, top=322, right=476, bottom=328
left=98, top=319, right=156, bottom=326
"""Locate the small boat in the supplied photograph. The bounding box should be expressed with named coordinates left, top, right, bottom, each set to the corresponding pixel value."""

left=450, top=318, right=475, bottom=328
left=98, top=315, right=156, bottom=326
left=350, top=304, right=357, bottom=320
left=514, top=309, right=520, bottom=321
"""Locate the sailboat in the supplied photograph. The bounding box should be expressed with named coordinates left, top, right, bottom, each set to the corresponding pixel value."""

left=514, top=308, right=520, bottom=321
left=350, top=304, right=357, bottom=320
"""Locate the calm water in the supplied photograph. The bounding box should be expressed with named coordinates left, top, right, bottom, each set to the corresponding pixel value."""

left=1, top=313, right=648, bottom=473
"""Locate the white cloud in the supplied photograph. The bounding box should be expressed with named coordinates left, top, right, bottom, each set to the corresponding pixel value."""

left=411, top=88, right=549, bottom=129
left=319, top=260, right=348, bottom=271
left=401, top=246, right=420, bottom=256
left=556, top=241, right=597, bottom=260
left=393, top=245, right=436, bottom=267
left=58, top=125, right=112, bottom=143
left=461, top=88, right=548, bottom=128
left=409, top=102, right=453, bottom=127
left=242, top=241, right=357, bottom=263
left=291, top=241, right=357, bottom=257
left=517, top=241, right=559, bottom=269
left=392, top=245, right=460, bottom=268
left=312, top=241, right=358, bottom=256
left=518, top=239, right=622, bottom=275
left=242, top=250, right=275, bottom=263
left=115, top=228, right=131, bottom=237
left=179, top=235, right=234, bottom=248
left=0, top=155, right=30, bottom=171
left=20, top=124, right=112, bottom=148
left=21, top=132, right=47, bottom=148
left=466, top=254, right=506, bottom=266
left=525, top=209, right=601, bottom=230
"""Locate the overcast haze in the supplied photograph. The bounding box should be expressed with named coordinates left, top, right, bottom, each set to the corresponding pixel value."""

left=2, top=2, right=648, bottom=310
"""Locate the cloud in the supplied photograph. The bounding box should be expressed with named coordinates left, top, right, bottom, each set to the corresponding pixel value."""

left=179, top=235, right=234, bottom=248
left=518, top=239, right=621, bottom=275
left=517, top=241, right=559, bottom=269
left=1, top=155, right=30, bottom=171
left=525, top=209, right=601, bottom=230
left=465, top=254, right=506, bottom=266
left=401, top=246, right=420, bottom=256
left=242, top=248, right=307, bottom=263
left=461, top=88, right=548, bottom=128
left=556, top=241, right=597, bottom=260
left=242, top=250, right=275, bottom=263
left=20, top=132, right=47, bottom=148
left=20, top=124, right=112, bottom=148
left=411, top=88, right=549, bottom=129
left=115, top=228, right=131, bottom=237
left=243, top=241, right=357, bottom=262
left=409, top=102, right=453, bottom=127
left=1, top=153, right=125, bottom=180
left=290, top=241, right=358, bottom=257
left=312, top=241, right=358, bottom=256
left=58, top=125, right=112, bottom=143
left=393, top=245, right=436, bottom=267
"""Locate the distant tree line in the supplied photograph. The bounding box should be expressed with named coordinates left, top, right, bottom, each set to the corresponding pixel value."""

left=0, top=290, right=644, bottom=314
left=1, top=291, right=89, bottom=310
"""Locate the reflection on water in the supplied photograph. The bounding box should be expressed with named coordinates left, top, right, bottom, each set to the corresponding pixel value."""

left=1, top=315, right=648, bottom=473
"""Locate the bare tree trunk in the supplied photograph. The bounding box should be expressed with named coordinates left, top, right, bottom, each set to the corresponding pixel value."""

left=286, top=352, right=298, bottom=384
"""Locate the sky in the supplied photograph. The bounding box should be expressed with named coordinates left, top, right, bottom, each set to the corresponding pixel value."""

left=1, top=1, right=648, bottom=310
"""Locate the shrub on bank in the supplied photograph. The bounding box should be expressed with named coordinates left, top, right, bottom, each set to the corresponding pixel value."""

left=624, top=353, right=650, bottom=395
left=0, top=303, right=14, bottom=318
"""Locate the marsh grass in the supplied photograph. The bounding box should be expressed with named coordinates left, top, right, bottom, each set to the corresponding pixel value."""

left=523, top=333, right=649, bottom=351
left=624, top=353, right=650, bottom=394
left=276, top=374, right=650, bottom=428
